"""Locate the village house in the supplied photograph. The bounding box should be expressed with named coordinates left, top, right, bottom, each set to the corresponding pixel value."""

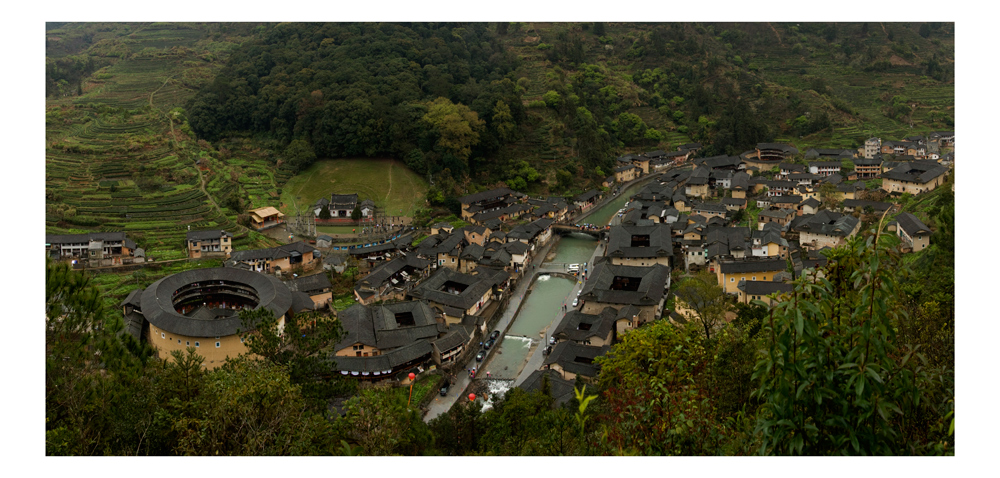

left=751, top=223, right=789, bottom=258
left=354, top=252, right=432, bottom=305
left=840, top=199, right=894, bottom=215
left=331, top=301, right=458, bottom=380
left=882, top=161, right=950, bottom=195
left=771, top=195, right=802, bottom=211
left=805, top=148, right=854, bottom=160
left=579, top=263, right=671, bottom=335
left=506, top=217, right=554, bottom=248
left=892, top=212, right=932, bottom=252
left=313, top=194, right=374, bottom=219
left=614, top=164, right=640, bottom=183
left=757, top=208, right=796, bottom=230
left=799, top=197, right=822, bottom=216
left=864, top=137, right=882, bottom=159
left=323, top=254, right=346, bottom=274
left=186, top=229, right=233, bottom=259
left=790, top=211, right=862, bottom=251
left=552, top=306, right=622, bottom=347
left=691, top=202, right=729, bottom=220
left=702, top=226, right=751, bottom=264
left=715, top=258, right=787, bottom=295
left=779, top=162, right=806, bottom=179
left=722, top=197, right=747, bottom=212
left=248, top=206, right=285, bottom=231
left=413, top=231, right=466, bottom=270
left=730, top=172, right=750, bottom=199
left=853, top=157, right=883, bottom=179
left=573, top=190, right=602, bottom=213
left=407, top=266, right=510, bottom=326
left=929, top=131, right=955, bottom=148
left=605, top=223, right=673, bottom=268
left=458, top=187, right=517, bottom=222
left=470, top=202, right=533, bottom=225
left=285, top=272, right=333, bottom=308
left=543, top=342, right=610, bottom=382
left=684, top=166, right=711, bottom=198
left=46, top=231, right=139, bottom=266
left=737, top=280, right=795, bottom=306
left=227, top=241, right=319, bottom=275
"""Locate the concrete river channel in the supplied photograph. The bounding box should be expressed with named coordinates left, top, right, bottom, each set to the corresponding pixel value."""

left=478, top=179, right=651, bottom=407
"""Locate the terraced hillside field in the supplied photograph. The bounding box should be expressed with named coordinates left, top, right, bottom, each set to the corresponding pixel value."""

left=45, top=23, right=275, bottom=260
left=280, top=159, right=429, bottom=219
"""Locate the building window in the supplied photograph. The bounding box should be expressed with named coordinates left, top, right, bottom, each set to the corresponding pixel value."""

left=730, top=277, right=734, bottom=282
left=195, top=342, right=200, bottom=347
left=752, top=276, right=756, bottom=281
left=178, top=339, right=181, bottom=344
left=216, top=342, right=221, bottom=348
left=186, top=341, right=190, bottom=346
left=161, top=333, right=165, bottom=339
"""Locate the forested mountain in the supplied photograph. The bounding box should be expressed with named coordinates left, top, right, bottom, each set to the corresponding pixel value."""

left=183, top=21, right=953, bottom=201
left=187, top=23, right=524, bottom=181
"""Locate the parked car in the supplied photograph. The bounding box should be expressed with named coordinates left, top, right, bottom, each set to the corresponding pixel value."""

left=490, top=330, right=500, bottom=341
left=572, top=298, right=579, bottom=307
left=568, top=263, right=580, bottom=272
left=440, top=381, right=450, bottom=396
left=484, top=338, right=496, bottom=350
left=476, top=351, right=486, bottom=362
left=549, top=336, right=556, bottom=345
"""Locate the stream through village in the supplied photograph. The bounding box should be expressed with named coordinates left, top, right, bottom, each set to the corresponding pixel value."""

left=478, top=179, right=651, bottom=409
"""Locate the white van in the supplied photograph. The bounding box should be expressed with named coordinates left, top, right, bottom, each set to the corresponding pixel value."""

left=568, top=263, right=580, bottom=272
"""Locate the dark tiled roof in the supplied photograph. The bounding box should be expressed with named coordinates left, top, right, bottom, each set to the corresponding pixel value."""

left=408, top=267, right=508, bottom=310
left=186, top=229, right=232, bottom=241
left=895, top=212, right=931, bottom=237
left=882, top=162, right=949, bottom=184
left=230, top=241, right=317, bottom=263
left=792, top=211, right=860, bottom=237
left=606, top=224, right=673, bottom=259
left=284, top=273, right=332, bottom=294
left=137, top=268, right=296, bottom=338
left=356, top=253, right=430, bottom=290
left=459, top=187, right=515, bottom=205
left=842, top=199, right=892, bottom=212
left=738, top=280, right=795, bottom=296
left=543, top=342, right=610, bottom=379
left=431, top=325, right=474, bottom=352
left=574, top=189, right=601, bottom=203
left=46, top=231, right=129, bottom=245
left=580, top=263, right=670, bottom=306
left=517, top=370, right=576, bottom=407
left=331, top=340, right=434, bottom=373
left=719, top=258, right=787, bottom=274
left=757, top=143, right=799, bottom=154
left=553, top=307, right=616, bottom=343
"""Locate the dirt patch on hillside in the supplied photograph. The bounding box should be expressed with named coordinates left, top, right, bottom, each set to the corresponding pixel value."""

left=523, top=36, right=540, bottom=43
left=889, top=55, right=912, bottom=66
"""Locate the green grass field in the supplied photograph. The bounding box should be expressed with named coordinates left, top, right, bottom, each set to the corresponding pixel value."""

left=280, top=158, right=428, bottom=218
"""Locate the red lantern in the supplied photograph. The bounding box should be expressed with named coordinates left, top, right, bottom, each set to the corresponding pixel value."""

left=408, top=372, right=415, bottom=380
left=468, top=393, right=476, bottom=401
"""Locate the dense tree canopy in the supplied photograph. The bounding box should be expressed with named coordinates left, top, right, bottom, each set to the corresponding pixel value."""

left=186, top=22, right=522, bottom=179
